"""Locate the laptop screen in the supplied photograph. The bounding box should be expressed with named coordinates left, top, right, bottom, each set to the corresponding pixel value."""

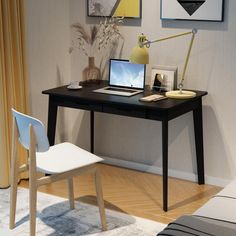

left=108, top=59, right=146, bottom=90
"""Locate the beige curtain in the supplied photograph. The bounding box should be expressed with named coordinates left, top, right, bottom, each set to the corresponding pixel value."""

left=0, top=0, right=29, bottom=188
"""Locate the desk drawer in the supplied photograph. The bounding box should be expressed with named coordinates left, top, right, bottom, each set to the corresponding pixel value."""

left=75, top=103, right=102, bottom=112
left=59, top=100, right=102, bottom=112
left=103, top=104, right=146, bottom=118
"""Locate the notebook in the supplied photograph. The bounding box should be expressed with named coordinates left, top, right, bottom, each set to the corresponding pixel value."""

left=93, top=59, right=146, bottom=96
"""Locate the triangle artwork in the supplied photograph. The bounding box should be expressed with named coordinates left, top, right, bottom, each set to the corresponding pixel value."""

left=177, top=0, right=206, bottom=16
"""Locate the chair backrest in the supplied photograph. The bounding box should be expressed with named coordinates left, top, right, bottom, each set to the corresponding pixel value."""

left=12, top=108, right=50, bottom=152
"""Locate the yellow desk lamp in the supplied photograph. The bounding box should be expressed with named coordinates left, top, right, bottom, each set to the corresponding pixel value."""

left=130, top=29, right=197, bottom=99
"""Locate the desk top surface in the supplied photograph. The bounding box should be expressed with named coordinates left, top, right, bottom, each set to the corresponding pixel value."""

left=42, top=81, right=207, bottom=111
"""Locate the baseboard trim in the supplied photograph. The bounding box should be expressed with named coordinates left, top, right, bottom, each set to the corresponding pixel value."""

left=101, top=156, right=231, bottom=187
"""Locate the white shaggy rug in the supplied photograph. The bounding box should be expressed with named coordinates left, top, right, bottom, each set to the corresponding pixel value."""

left=0, top=188, right=166, bottom=235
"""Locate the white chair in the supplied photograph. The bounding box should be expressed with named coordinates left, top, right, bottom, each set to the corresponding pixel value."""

left=9, top=108, right=107, bottom=236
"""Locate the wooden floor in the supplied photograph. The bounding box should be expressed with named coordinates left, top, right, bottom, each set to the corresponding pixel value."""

left=20, top=163, right=221, bottom=224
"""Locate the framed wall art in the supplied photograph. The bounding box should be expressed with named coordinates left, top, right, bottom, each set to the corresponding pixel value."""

left=161, top=0, right=224, bottom=22
left=150, top=65, right=178, bottom=92
left=87, top=0, right=141, bottom=18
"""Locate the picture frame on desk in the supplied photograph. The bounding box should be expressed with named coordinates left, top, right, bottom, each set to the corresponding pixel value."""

left=150, top=65, right=177, bottom=92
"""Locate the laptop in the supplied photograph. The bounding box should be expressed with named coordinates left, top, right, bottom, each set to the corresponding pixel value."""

left=93, top=59, right=146, bottom=96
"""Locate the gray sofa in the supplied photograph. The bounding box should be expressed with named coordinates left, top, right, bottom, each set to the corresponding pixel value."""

left=157, top=180, right=236, bottom=235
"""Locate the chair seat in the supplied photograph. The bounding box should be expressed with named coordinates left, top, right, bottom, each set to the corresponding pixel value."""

left=36, top=142, right=103, bottom=174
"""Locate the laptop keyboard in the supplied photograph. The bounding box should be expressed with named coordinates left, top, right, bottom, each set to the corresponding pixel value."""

left=106, top=87, right=136, bottom=93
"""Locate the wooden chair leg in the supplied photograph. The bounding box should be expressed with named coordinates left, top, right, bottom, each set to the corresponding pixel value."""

left=29, top=177, right=37, bottom=236
left=29, top=125, right=37, bottom=236
left=94, top=168, right=107, bottom=231
left=67, top=178, right=74, bottom=209
left=9, top=161, right=18, bottom=229
left=9, top=117, right=19, bottom=229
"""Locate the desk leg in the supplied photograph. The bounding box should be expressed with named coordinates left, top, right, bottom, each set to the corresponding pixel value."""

left=162, top=120, right=168, bottom=212
left=47, top=97, right=58, bottom=146
left=90, top=111, right=94, bottom=153
left=193, top=99, right=205, bottom=184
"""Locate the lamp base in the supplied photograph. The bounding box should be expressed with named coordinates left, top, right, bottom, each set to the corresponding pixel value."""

left=165, top=90, right=196, bottom=99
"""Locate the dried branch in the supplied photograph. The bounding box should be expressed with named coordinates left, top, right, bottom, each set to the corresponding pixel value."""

left=90, top=25, right=98, bottom=44
left=70, top=17, right=124, bottom=57
left=71, top=23, right=91, bottom=44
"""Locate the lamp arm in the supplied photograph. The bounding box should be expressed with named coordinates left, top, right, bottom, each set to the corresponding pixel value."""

left=179, top=30, right=196, bottom=89
left=144, top=31, right=192, bottom=46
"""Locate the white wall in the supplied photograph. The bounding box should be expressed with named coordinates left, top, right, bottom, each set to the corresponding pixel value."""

left=25, top=0, right=75, bottom=143
left=26, top=0, right=236, bottom=186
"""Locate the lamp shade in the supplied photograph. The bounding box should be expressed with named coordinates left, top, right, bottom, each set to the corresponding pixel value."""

left=130, top=45, right=149, bottom=64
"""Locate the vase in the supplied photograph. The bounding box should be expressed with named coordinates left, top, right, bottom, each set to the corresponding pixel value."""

left=82, top=57, right=100, bottom=82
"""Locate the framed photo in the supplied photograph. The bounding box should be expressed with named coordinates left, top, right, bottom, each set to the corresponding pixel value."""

left=161, top=0, right=224, bottom=22
left=87, top=0, right=141, bottom=18
left=150, top=65, right=178, bottom=92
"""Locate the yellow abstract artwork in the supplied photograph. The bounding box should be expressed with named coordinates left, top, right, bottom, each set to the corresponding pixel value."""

left=113, top=0, right=140, bottom=18
left=88, top=0, right=141, bottom=18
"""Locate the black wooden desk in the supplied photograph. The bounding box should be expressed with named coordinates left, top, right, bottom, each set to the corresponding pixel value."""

left=42, top=82, right=207, bottom=211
